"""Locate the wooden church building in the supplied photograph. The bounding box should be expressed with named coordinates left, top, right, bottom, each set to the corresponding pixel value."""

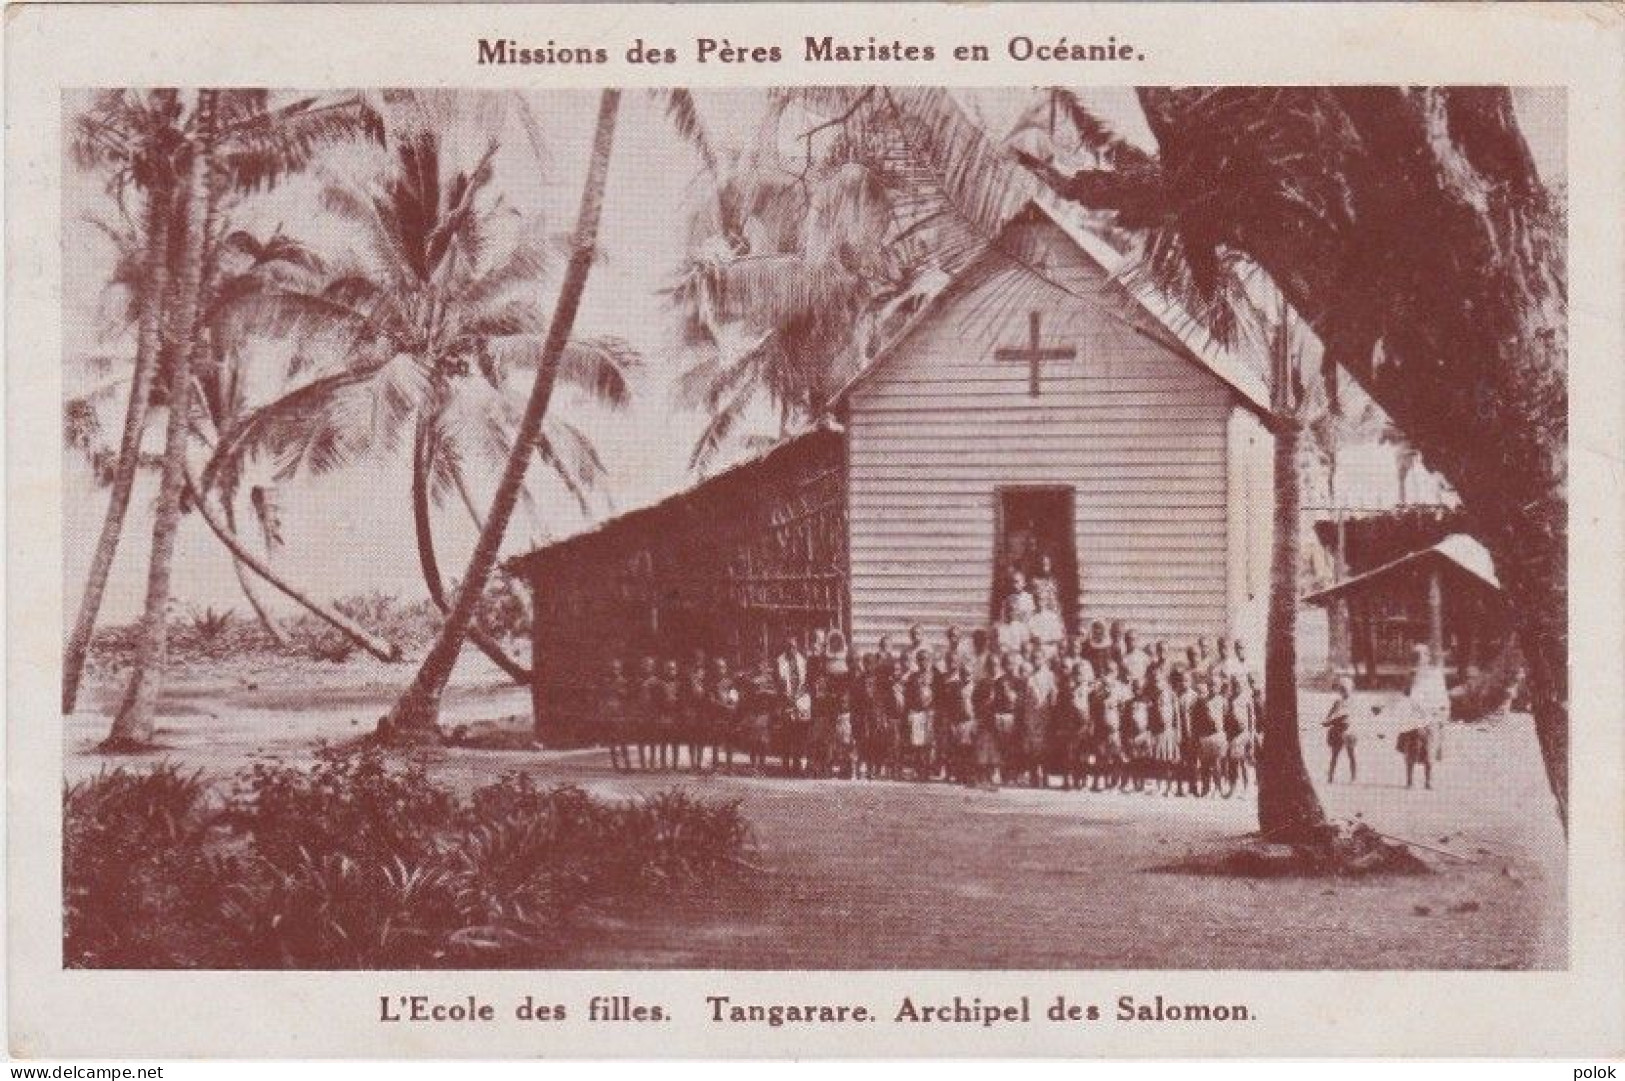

left=510, top=195, right=1276, bottom=728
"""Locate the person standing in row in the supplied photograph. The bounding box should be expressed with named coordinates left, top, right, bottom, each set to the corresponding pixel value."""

left=1322, top=675, right=1358, bottom=783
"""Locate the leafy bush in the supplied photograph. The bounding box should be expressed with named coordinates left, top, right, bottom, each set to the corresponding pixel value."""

left=225, top=747, right=456, bottom=867
left=64, top=754, right=750, bottom=968
left=63, top=764, right=231, bottom=967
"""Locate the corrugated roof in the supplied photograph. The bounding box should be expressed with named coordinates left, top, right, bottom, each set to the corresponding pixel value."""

left=1302, top=532, right=1501, bottom=606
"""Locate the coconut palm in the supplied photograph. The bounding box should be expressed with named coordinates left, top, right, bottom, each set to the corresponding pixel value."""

left=102, top=88, right=222, bottom=748
left=1020, top=86, right=1570, bottom=827
left=669, top=88, right=1032, bottom=470
left=1003, top=88, right=1329, bottom=839
left=68, top=210, right=405, bottom=661
left=65, top=88, right=383, bottom=718
left=381, top=87, right=624, bottom=741
left=203, top=114, right=635, bottom=682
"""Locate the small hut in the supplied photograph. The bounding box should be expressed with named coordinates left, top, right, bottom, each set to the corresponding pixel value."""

left=1303, top=533, right=1508, bottom=686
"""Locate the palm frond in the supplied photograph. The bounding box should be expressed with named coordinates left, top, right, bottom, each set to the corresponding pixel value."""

left=214, top=95, right=384, bottom=194
left=555, top=336, right=639, bottom=409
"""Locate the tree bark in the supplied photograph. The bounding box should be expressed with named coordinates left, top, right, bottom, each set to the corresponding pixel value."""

left=106, top=90, right=219, bottom=749
left=1258, top=415, right=1328, bottom=838
left=379, top=88, right=621, bottom=742
left=1034, top=87, right=1570, bottom=826
left=63, top=188, right=170, bottom=714
left=410, top=412, right=531, bottom=683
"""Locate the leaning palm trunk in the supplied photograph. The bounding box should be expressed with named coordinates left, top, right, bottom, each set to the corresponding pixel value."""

left=62, top=190, right=171, bottom=714
left=106, top=91, right=219, bottom=748
left=410, top=414, right=530, bottom=683
left=220, top=492, right=290, bottom=648
left=1258, top=414, right=1328, bottom=838
left=380, top=88, right=621, bottom=742
left=178, top=468, right=401, bottom=660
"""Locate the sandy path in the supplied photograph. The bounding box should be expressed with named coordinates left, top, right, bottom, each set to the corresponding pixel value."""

left=62, top=676, right=1564, bottom=970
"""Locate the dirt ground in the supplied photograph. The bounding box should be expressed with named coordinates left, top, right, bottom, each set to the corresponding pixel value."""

left=66, top=661, right=1566, bottom=970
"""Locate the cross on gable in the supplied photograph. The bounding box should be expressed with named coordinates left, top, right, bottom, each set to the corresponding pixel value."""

left=995, top=310, right=1075, bottom=397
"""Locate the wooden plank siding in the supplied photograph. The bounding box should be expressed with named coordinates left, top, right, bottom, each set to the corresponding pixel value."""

left=843, top=213, right=1250, bottom=651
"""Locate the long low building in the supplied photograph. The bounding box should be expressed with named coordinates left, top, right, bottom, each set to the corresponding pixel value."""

left=509, top=196, right=1277, bottom=738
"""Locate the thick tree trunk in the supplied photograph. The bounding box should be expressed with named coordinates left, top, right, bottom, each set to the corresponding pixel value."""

left=379, top=88, right=621, bottom=742
left=1034, top=87, right=1570, bottom=826
left=1258, top=417, right=1328, bottom=838
left=410, top=413, right=531, bottom=683
left=106, top=91, right=219, bottom=749
left=63, top=190, right=170, bottom=714
left=184, top=468, right=399, bottom=660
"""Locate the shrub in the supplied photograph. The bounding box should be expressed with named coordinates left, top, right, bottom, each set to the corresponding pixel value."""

left=224, top=746, right=456, bottom=867
left=63, top=763, right=229, bottom=967
left=64, top=754, right=750, bottom=968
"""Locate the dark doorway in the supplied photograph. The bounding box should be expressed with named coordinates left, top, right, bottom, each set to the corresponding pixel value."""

left=992, top=486, right=1080, bottom=632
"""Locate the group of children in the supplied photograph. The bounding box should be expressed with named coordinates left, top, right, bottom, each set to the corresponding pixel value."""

left=591, top=619, right=1265, bottom=797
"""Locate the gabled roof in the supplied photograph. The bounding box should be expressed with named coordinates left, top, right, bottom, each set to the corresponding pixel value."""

left=1302, top=533, right=1501, bottom=606
left=829, top=194, right=1272, bottom=417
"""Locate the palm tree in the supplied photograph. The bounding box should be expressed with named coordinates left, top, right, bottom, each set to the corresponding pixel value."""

left=67, top=213, right=407, bottom=662
left=64, top=89, right=383, bottom=716
left=63, top=90, right=185, bottom=715
left=205, top=105, right=634, bottom=683
left=380, top=87, right=623, bottom=741
left=1021, top=87, right=1571, bottom=827
left=1259, top=305, right=1329, bottom=837
left=103, top=88, right=222, bottom=748
left=669, top=87, right=1031, bottom=470
left=1004, top=89, right=1329, bottom=839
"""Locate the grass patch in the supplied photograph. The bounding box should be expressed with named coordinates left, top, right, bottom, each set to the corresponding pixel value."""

left=64, top=749, right=749, bottom=969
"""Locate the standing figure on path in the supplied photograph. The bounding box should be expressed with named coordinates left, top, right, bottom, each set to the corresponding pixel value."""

left=603, top=658, right=633, bottom=772
left=1168, top=665, right=1199, bottom=796
left=1323, top=675, right=1359, bottom=783
left=1021, top=651, right=1058, bottom=787
left=681, top=652, right=711, bottom=772
left=1148, top=663, right=1182, bottom=791
left=635, top=655, right=660, bottom=771
left=1225, top=675, right=1258, bottom=793
left=1193, top=676, right=1230, bottom=795
left=709, top=657, right=740, bottom=772
left=775, top=635, right=810, bottom=775
left=656, top=659, right=684, bottom=771
left=821, top=632, right=855, bottom=778
left=904, top=648, right=937, bottom=780
left=931, top=645, right=958, bottom=780
left=989, top=654, right=1022, bottom=786
left=879, top=658, right=908, bottom=780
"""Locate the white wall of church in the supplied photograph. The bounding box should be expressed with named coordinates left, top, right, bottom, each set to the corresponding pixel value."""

left=844, top=223, right=1240, bottom=652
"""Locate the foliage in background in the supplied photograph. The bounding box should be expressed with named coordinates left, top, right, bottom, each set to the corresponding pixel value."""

left=63, top=752, right=749, bottom=968
left=83, top=584, right=531, bottom=672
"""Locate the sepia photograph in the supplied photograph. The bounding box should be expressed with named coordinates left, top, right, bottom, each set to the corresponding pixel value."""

left=55, top=82, right=1571, bottom=974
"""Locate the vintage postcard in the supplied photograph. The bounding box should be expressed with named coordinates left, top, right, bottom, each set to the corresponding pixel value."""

left=6, top=0, right=1623, bottom=1061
